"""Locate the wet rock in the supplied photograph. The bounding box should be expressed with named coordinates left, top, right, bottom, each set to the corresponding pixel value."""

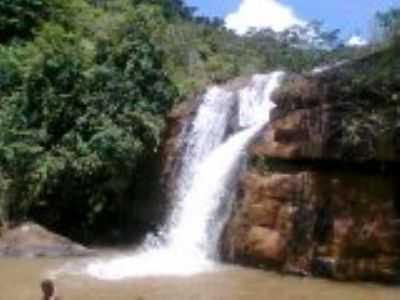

left=0, top=222, right=93, bottom=257
left=221, top=63, right=400, bottom=282
left=245, top=227, right=288, bottom=265
left=222, top=168, right=400, bottom=283
left=160, top=100, right=199, bottom=193
left=267, top=63, right=400, bottom=162
left=266, top=103, right=398, bottom=162
left=162, top=50, right=400, bottom=283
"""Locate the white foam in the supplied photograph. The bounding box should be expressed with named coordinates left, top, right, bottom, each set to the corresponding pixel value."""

left=83, top=71, right=284, bottom=280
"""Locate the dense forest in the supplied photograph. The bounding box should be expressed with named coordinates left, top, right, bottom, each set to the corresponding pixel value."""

left=0, top=0, right=398, bottom=242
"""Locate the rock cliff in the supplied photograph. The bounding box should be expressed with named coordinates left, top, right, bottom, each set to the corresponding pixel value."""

left=161, top=49, right=400, bottom=283
left=221, top=50, right=400, bottom=283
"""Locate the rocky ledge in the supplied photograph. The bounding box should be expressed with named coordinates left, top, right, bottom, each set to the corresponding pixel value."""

left=221, top=50, right=400, bottom=283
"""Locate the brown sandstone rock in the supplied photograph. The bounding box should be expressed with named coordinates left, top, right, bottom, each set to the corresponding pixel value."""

left=253, top=108, right=325, bottom=160
left=162, top=57, right=400, bottom=283
left=222, top=168, right=400, bottom=282
left=220, top=66, right=400, bottom=282
left=245, top=227, right=287, bottom=264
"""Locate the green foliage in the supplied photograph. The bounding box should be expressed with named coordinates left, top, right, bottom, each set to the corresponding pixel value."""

left=0, top=45, right=24, bottom=96
left=0, top=0, right=395, bottom=241
left=324, top=47, right=400, bottom=160
left=376, top=8, right=400, bottom=45
left=131, top=0, right=195, bottom=20
left=0, top=0, right=177, bottom=240
left=0, top=0, right=48, bottom=42
left=0, top=0, right=93, bottom=43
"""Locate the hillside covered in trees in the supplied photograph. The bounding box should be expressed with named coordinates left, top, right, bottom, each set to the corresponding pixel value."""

left=0, top=0, right=398, bottom=242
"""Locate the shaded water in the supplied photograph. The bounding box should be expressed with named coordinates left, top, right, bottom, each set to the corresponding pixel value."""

left=1, top=257, right=399, bottom=300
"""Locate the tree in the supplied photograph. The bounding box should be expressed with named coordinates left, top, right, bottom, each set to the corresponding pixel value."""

left=0, top=0, right=376, bottom=241
left=130, top=0, right=196, bottom=20
left=0, top=0, right=48, bottom=42
left=376, top=8, right=400, bottom=46
left=0, top=5, right=177, bottom=239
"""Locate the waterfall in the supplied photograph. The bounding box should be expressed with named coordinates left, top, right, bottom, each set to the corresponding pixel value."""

left=85, top=71, right=284, bottom=280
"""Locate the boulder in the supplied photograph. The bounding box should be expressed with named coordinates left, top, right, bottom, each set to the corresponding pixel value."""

left=0, top=222, right=93, bottom=257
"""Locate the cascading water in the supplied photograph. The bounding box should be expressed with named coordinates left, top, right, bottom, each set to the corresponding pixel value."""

left=85, top=71, right=284, bottom=280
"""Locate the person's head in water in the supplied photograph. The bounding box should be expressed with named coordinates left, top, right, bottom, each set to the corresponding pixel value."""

left=41, top=279, right=57, bottom=299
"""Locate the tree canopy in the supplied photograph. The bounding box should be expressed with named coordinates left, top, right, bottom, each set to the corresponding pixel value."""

left=0, top=0, right=397, bottom=241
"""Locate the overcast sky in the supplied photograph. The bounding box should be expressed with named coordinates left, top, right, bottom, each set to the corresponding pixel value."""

left=185, top=0, right=399, bottom=45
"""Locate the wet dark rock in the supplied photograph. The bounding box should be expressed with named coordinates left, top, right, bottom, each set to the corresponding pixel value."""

left=221, top=168, right=400, bottom=283
left=162, top=50, right=400, bottom=283
left=221, top=51, right=400, bottom=283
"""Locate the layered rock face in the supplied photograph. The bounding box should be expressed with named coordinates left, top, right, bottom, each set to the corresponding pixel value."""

left=222, top=169, right=399, bottom=282
left=221, top=57, right=400, bottom=283
left=160, top=51, right=399, bottom=282
left=160, top=99, right=200, bottom=207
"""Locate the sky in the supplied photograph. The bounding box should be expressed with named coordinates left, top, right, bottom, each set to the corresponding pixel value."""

left=185, top=0, right=399, bottom=44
